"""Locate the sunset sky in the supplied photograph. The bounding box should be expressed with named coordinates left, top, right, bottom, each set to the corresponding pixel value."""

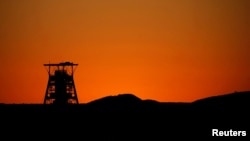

left=0, top=0, right=249, bottom=104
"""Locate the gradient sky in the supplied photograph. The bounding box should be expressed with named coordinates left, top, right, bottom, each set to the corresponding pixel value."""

left=0, top=0, right=249, bottom=104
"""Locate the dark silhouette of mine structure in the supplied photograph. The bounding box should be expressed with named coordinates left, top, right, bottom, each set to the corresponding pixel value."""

left=43, top=62, right=79, bottom=104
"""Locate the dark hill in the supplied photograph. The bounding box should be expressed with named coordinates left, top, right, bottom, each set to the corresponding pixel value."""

left=189, top=91, right=250, bottom=131
left=87, top=93, right=142, bottom=105
left=0, top=92, right=249, bottom=139
left=192, top=91, right=250, bottom=114
left=193, top=91, right=250, bottom=106
left=85, top=93, right=189, bottom=112
left=86, top=93, right=157, bottom=111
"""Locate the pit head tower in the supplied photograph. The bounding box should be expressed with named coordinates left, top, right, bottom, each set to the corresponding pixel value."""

left=43, top=62, right=79, bottom=104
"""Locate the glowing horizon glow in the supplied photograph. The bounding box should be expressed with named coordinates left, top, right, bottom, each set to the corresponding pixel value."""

left=0, top=0, right=249, bottom=104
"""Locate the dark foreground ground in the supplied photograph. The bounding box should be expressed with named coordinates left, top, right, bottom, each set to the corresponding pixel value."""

left=1, top=91, right=249, bottom=139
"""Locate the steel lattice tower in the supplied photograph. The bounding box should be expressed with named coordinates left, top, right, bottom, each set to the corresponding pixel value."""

left=43, top=62, right=79, bottom=104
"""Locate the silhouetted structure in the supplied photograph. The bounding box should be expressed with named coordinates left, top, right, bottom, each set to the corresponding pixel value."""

left=43, top=62, right=79, bottom=104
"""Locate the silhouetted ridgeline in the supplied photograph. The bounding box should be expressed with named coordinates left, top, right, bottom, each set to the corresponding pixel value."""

left=1, top=92, right=249, bottom=139
left=1, top=92, right=249, bottom=112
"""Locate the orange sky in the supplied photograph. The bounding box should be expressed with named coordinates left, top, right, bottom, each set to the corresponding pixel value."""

left=0, top=0, right=249, bottom=104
